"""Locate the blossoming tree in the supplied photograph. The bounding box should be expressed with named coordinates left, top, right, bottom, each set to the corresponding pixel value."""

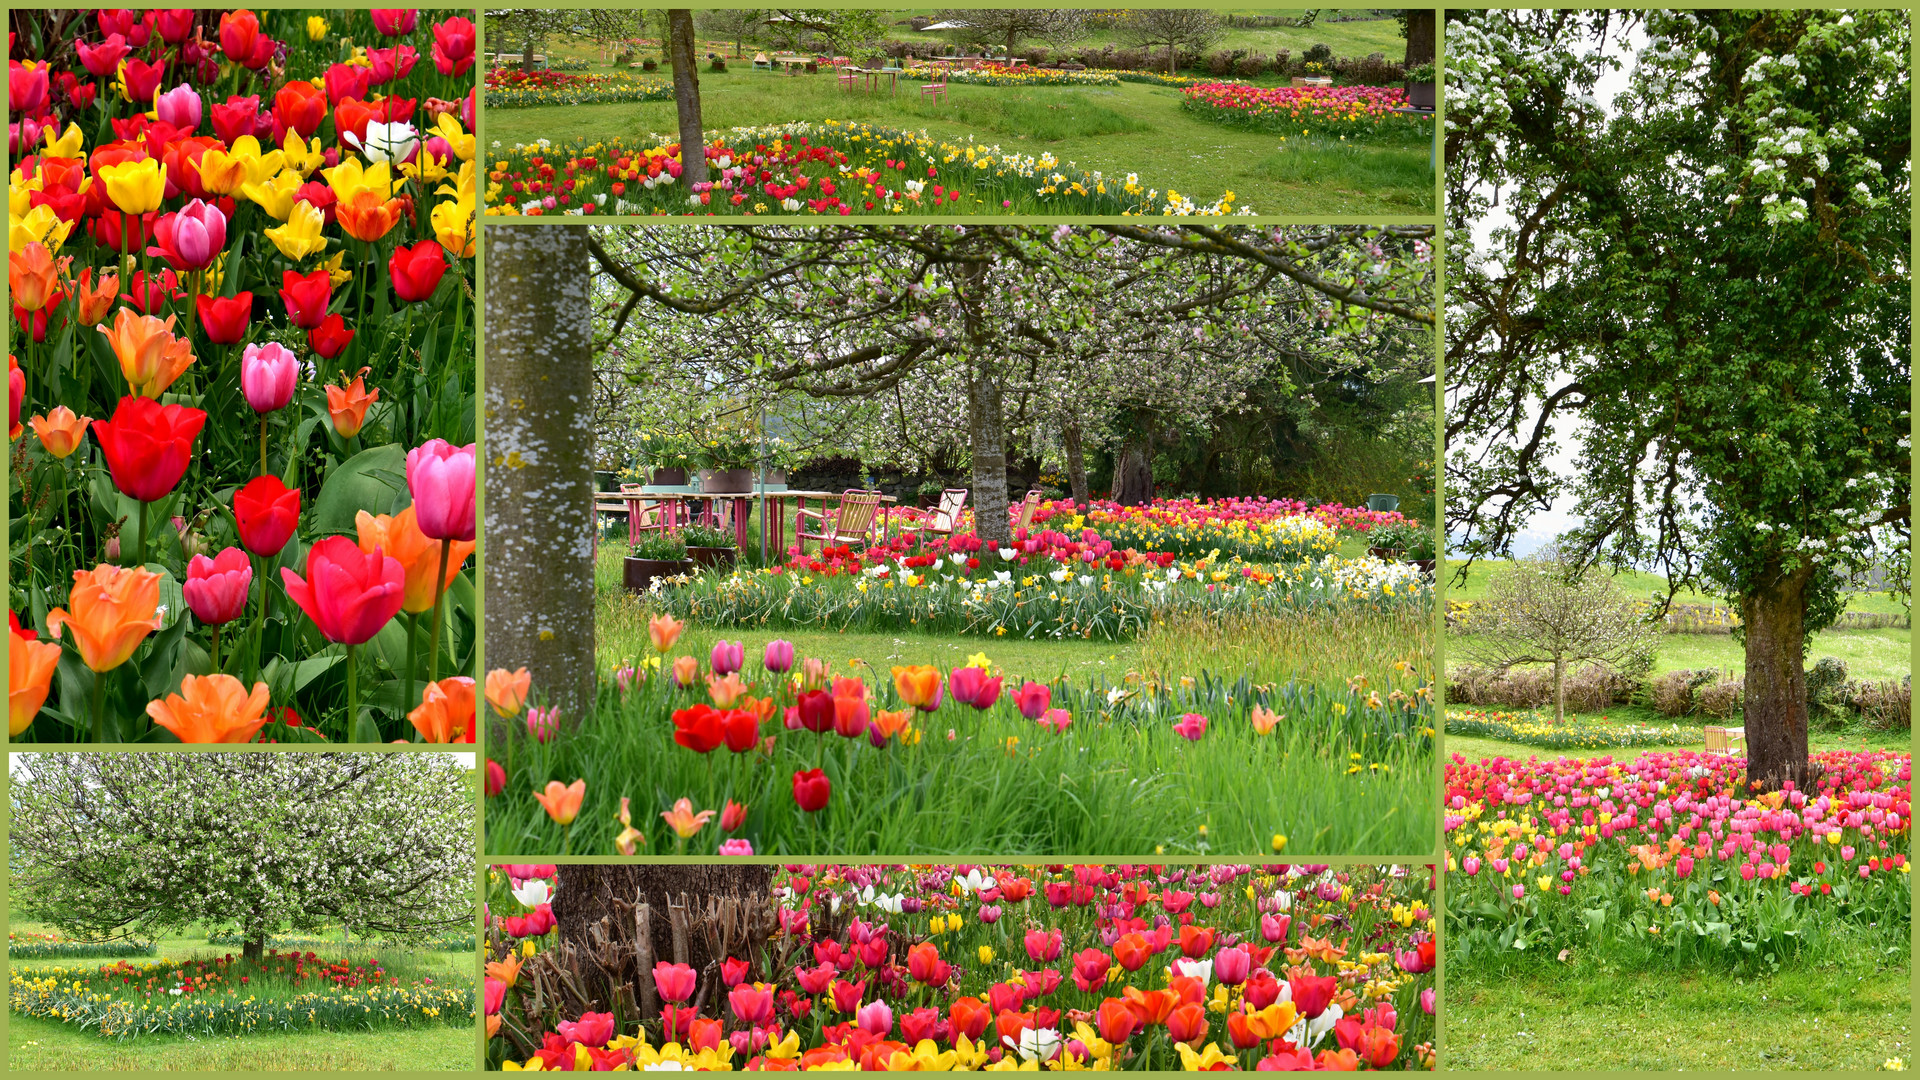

left=9, top=752, right=474, bottom=961
left=1444, top=9, right=1910, bottom=789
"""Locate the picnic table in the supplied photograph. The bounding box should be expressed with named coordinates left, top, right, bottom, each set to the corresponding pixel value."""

left=768, top=53, right=812, bottom=74
left=843, top=66, right=903, bottom=93
left=596, top=487, right=900, bottom=558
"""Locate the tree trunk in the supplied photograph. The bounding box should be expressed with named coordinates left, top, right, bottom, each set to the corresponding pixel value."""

left=1403, top=10, right=1435, bottom=68
left=550, top=864, right=777, bottom=1016
left=968, top=361, right=1011, bottom=545
left=521, top=30, right=537, bottom=72
left=1742, top=562, right=1814, bottom=792
left=667, top=9, right=710, bottom=189
left=1112, top=436, right=1153, bottom=506
left=243, top=935, right=266, bottom=962
left=1063, top=421, right=1090, bottom=506
left=483, top=226, right=598, bottom=721
left=1551, top=656, right=1565, bottom=725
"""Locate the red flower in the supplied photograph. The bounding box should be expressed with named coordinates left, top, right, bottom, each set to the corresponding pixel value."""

left=279, top=536, right=406, bottom=645
left=233, top=475, right=301, bottom=557
left=388, top=241, right=446, bottom=303
left=791, top=768, right=831, bottom=812
left=1166, top=1002, right=1209, bottom=1047
left=210, top=94, right=261, bottom=145
left=92, top=395, right=206, bottom=502
left=195, top=291, right=252, bottom=345
left=670, top=704, right=724, bottom=754
left=217, top=10, right=259, bottom=62
left=307, top=313, right=355, bottom=359
left=279, top=269, right=331, bottom=329
left=274, top=80, right=328, bottom=138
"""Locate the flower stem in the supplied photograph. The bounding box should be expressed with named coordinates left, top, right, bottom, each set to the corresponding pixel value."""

left=91, top=672, right=106, bottom=743
left=136, top=499, right=148, bottom=566
left=406, top=611, right=419, bottom=721
left=427, top=538, right=452, bottom=685
left=346, top=642, right=359, bottom=738
left=259, top=416, right=268, bottom=476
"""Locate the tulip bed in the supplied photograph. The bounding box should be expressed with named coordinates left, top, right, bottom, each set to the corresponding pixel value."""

left=485, top=863, right=1435, bottom=1071
left=8, top=8, right=480, bottom=743
left=1444, top=748, right=1912, bottom=969
left=9, top=948, right=474, bottom=1039
left=1025, top=497, right=1410, bottom=561
left=1443, top=708, right=1693, bottom=751
left=898, top=63, right=1122, bottom=88
left=483, top=68, right=674, bottom=109
left=482, top=622, right=1436, bottom=855
left=1180, top=84, right=1423, bottom=139
left=9, top=931, right=156, bottom=960
left=484, top=121, right=1250, bottom=217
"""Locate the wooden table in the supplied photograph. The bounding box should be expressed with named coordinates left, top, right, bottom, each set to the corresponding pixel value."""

left=596, top=487, right=899, bottom=560
left=845, top=67, right=902, bottom=94
left=769, top=54, right=811, bottom=75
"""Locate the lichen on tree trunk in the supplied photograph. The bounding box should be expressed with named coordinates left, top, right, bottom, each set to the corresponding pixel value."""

left=667, top=10, right=709, bottom=189
left=483, top=225, right=598, bottom=719
left=1063, top=421, right=1090, bottom=505
left=1741, top=561, right=1815, bottom=792
left=967, top=361, right=1011, bottom=544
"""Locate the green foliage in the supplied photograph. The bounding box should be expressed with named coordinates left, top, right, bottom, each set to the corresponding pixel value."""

left=630, top=535, right=688, bottom=561
left=679, top=525, right=737, bottom=550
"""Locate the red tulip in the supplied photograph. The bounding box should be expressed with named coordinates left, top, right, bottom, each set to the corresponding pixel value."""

left=1111, top=932, right=1151, bottom=972
left=195, top=291, right=252, bottom=345
left=728, top=982, right=775, bottom=1026
left=273, top=80, right=327, bottom=138
left=154, top=9, right=196, bottom=44
left=388, top=241, right=447, bottom=303
left=795, top=688, right=833, bottom=733
left=324, top=63, right=373, bottom=107
left=1166, top=1002, right=1209, bottom=1047
left=484, top=758, right=505, bottom=797
left=653, top=961, right=697, bottom=1004
left=92, top=395, right=206, bottom=502
left=371, top=9, right=417, bottom=35
left=1096, top=997, right=1138, bottom=1046
left=8, top=355, right=22, bottom=441
left=279, top=269, right=330, bottom=329
left=280, top=535, right=405, bottom=645
left=77, top=35, right=131, bottom=78
left=404, top=438, right=474, bottom=541
left=307, top=313, right=355, bottom=360
left=1014, top=680, right=1051, bottom=719
left=122, top=58, right=164, bottom=104
left=210, top=94, right=261, bottom=145
left=431, top=17, right=476, bottom=76
left=1070, top=948, right=1111, bottom=992
left=792, top=768, right=831, bottom=812
left=182, top=547, right=252, bottom=626
left=670, top=704, right=724, bottom=754
left=233, top=475, right=301, bottom=557
left=906, top=941, right=950, bottom=986
left=1288, top=974, right=1337, bottom=1019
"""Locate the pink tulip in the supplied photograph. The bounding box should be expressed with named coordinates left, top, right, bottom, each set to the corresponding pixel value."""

left=154, top=82, right=202, bottom=130
left=405, top=439, right=476, bottom=542
left=370, top=8, right=418, bottom=35
left=150, top=199, right=226, bottom=271
left=526, top=706, right=559, bottom=743
left=653, top=961, right=697, bottom=1003
left=763, top=638, right=795, bottom=673
left=950, top=665, right=999, bottom=708
left=1260, top=913, right=1290, bottom=943
left=1015, top=680, right=1051, bottom=719
left=557, top=1011, right=614, bottom=1047
left=728, top=983, right=776, bottom=1026
left=719, top=838, right=754, bottom=856
left=1421, top=987, right=1436, bottom=1015
left=1173, top=713, right=1208, bottom=741
left=1023, top=928, right=1062, bottom=962
left=1213, top=944, right=1251, bottom=985
left=483, top=976, right=505, bottom=1015
left=855, top=999, right=893, bottom=1037
left=182, top=547, right=252, bottom=626
left=240, top=342, right=299, bottom=413
left=710, top=639, right=744, bottom=676
left=1511, top=884, right=1525, bottom=899
left=1038, top=707, right=1072, bottom=733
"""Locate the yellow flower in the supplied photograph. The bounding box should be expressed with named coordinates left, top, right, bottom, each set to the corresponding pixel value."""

left=9, top=203, right=72, bottom=253
left=321, top=250, right=352, bottom=286
left=401, top=149, right=450, bottom=185
left=306, top=15, right=329, bottom=40
left=41, top=123, right=84, bottom=159
left=325, top=158, right=402, bottom=202
left=432, top=196, right=475, bottom=258
left=977, top=945, right=994, bottom=964
left=97, top=159, right=165, bottom=215
left=432, top=113, right=477, bottom=162
left=281, top=130, right=326, bottom=176
left=239, top=169, right=304, bottom=220
left=264, top=201, right=329, bottom=260
left=1271, top=833, right=1288, bottom=853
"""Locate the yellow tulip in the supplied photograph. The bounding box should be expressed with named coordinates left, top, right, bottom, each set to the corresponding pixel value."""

left=280, top=129, right=326, bottom=176
left=97, top=158, right=165, bottom=215
left=239, top=169, right=303, bottom=221
left=306, top=15, right=329, bottom=39
left=9, top=204, right=72, bottom=254
left=264, top=201, right=329, bottom=260
left=431, top=113, right=477, bottom=161
left=431, top=196, right=474, bottom=258
left=41, top=123, right=85, bottom=159
left=324, top=157, right=401, bottom=202
left=399, top=149, right=449, bottom=185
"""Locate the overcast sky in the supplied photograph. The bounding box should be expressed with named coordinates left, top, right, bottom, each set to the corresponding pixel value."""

left=1453, top=17, right=1640, bottom=557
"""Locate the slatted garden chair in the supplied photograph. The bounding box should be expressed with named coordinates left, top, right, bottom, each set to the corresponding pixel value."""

left=795, top=489, right=884, bottom=554
left=1704, top=725, right=1747, bottom=756
left=1011, top=489, right=1044, bottom=533
left=898, top=488, right=968, bottom=543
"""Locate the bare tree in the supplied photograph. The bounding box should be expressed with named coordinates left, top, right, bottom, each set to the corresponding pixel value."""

left=1459, top=545, right=1661, bottom=724
left=1115, top=9, right=1223, bottom=73
left=934, top=9, right=1087, bottom=59
left=698, top=9, right=763, bottom=57
left=483, top=226, right=598, bottom=719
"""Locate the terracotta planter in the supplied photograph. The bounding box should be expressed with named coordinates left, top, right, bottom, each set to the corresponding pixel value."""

left=699, top=468, right=754, bottom=493
left=1407, top=81, right=1435, bottom=110
left=650, top=467, right=688, bottom=486
left=687, top=546, right=737, bottom=570
left=623, top=556, right=693, bottom=591
left=1368, top=546, right=1404, bottom=561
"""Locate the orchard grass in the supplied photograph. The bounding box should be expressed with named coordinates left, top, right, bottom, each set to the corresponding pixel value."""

left=1442, top=707, right=1910, bottom=766
left=1445, top=937, right=1910, bottom=1071
left=486, top=74, right=1432, bottom=214
left=6, top=1014, right=475, bottom=1071
left=1448, top=560, right=1910, bottom=617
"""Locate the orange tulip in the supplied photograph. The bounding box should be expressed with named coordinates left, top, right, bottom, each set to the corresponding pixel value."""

left=30, top=405, right=91, bottom=458
left=146, top=673, right=272, bottom=743
left=1165, top=1002, right=1209, bottom=1047
left=485, top=952, right=523, bottom=987
left=533, top=778, right=585, bottom=825
left=409, top=675, right=476, bottom=743
left=74, top=266, right=119, bottom=325
left=671, top=654, right=699, bottom=687
left=46, top=564, right=162, bottom=672
left=1243, top=1001, right=1299, bottom=1041
left=10, top=635, right=62, bottom=736
left=326, top=373, right=379, bottom=437
left=354, top=507, right=471, bottom=613
left=660, top=796, right=716, bottom=839
left=1249, top=705, right=1281, bottom=734
left=98, top=307, right=194, bottom=398
left=706, top=671, right=749, bottom=708
left=648, top=613, right=684, bottom=652
left=869, top=708, right=914, bottom=742
left=335, top=188, right=402, bottom=241
left=1122, top=985, right=1177, bottom=1026
left=9, top=242, right=65, bottom=312
left=890, top=664, right=943, bottom=711
left=486, top=1013, right=502, bottom=1039
left=485, top=667, right=531, bottom=718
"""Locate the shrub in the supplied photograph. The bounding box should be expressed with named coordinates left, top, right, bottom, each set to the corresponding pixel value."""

left=1303, top=42, right=1334, bottom=66
left=1207, top=50, right=1235, bottom=76
left=1273, top=49, right=1292, bottom=74
left=1643, top=668, right=1719, bottom=717
left=1693, top=674, right=1744, bottom=719
left=1850, top=677, right=1912, bottom=731
left=631, top=535, right=688, bottom=561
left=1235, top=54, right=1268, bottom=78
left=1448, top=662, right=1633, bottom=713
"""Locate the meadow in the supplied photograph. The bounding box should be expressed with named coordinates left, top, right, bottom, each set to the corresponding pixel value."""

left=6, top=922, right=475, bottom=1070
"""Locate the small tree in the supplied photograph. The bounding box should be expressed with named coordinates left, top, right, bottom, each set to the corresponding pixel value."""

left=1461, top=546, right=1660, bottom=724
left=1116, top=9, right=1223, bottom=73
left=9, top=753, right=473, bottom=961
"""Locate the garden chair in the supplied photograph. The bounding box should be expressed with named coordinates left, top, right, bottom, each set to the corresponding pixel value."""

left=921, top=79, right=947, bottom=103
left=795, top=489, right=884, bottom=554
left=898, top=488, right=968, bottom=543
left=1011, top=489, right=1043, bottom=532
left=752, top=53, right=773, bottom=72
left=839, top=68, right=859, bottom=90
left=1704, top=726, right=1746, bottom=756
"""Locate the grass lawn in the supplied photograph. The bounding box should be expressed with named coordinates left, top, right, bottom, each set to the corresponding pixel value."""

left=486, top=66, right=1433, bottom=214
left=1443, top=705, right=1909, bottom=765
left=1450, top=626, right=1911, bottom=683
left=8, top=923, right=476, bottom=1071
left=1445, top=943, right=1912, bottom=1071
left=1447, top=559, right=1910, bottom=616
